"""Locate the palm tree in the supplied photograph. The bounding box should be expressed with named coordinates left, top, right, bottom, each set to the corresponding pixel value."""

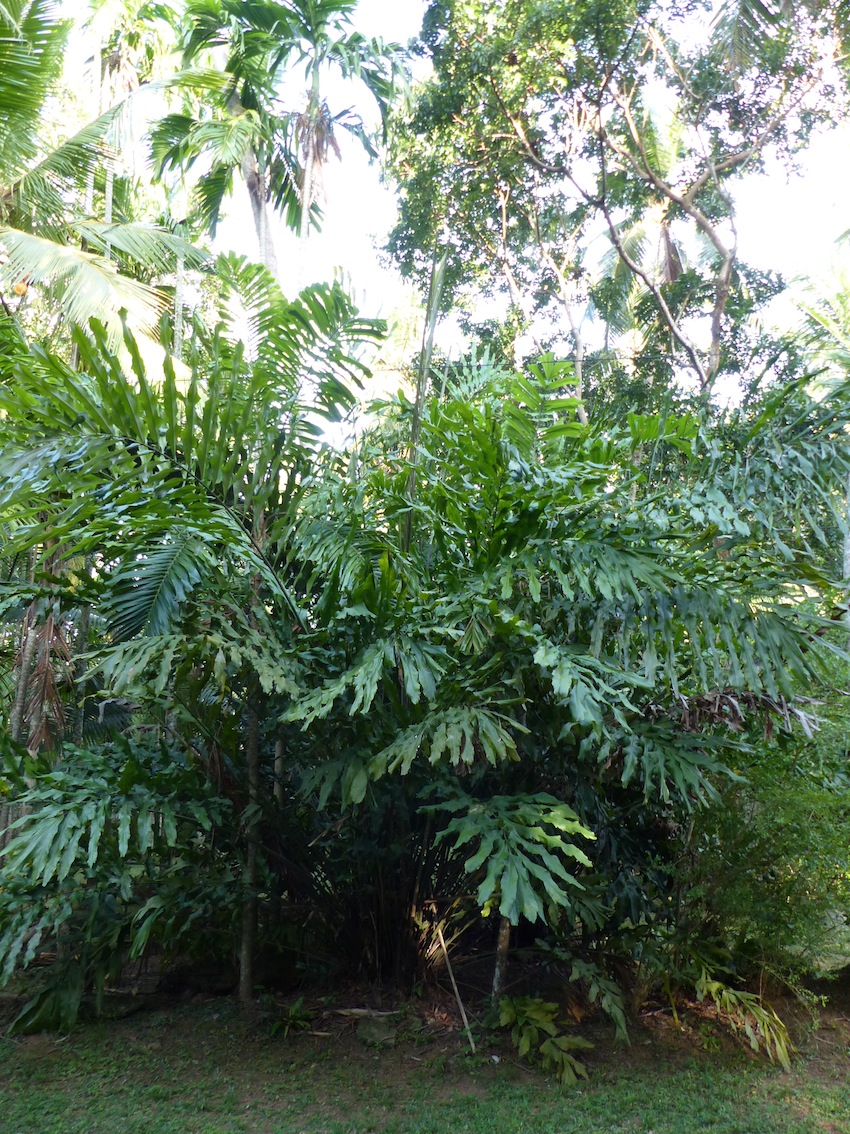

left=0, top=251, right=384, bottom=1001
left=0, top=0, right=195, bottom=343
left=279, top=0, right=398, bottom=246
left=151, top=0, right=300, bottom=276
left=150, top=0, right=400, bottom=278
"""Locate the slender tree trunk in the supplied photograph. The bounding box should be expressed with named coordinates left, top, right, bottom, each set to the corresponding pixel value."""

left=1, top=618, right=39, bottom=851
left=403, top=244, right=449, bottom=553
left=273, top=736, right=285, bottom=808
left=239, top=555, right=266, bottom=1004
left=491, top=915, right=511, bottom=1003
left=298, top=65, right=322, bottom=250
left=104, top=165, right=114, bottom=257
left=298, top=134, right=316, bottom=247
left=564, top=302, right=589, bottom=426
left=844, top=471, right=850, bottom=648
left=72, top=600, right=91, bottom=747
left=242, top=150, right=279, bottom=278
left=238, top=693, right=261, bottom=1004
left=268, top=736, right=286, bottom=929
left=9, top=621, right=37, bottom=747
left=173, top=251, right=185, bottom=360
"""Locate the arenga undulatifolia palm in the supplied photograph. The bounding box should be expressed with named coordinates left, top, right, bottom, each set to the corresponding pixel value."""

left=0, top=303, right=849, bottom=1024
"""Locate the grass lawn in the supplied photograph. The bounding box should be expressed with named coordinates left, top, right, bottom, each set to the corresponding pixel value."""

left=1, top=995, right=849, bottom=1134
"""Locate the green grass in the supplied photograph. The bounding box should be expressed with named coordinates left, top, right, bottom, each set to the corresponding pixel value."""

left=1, top=1002, right=849, bottom=1134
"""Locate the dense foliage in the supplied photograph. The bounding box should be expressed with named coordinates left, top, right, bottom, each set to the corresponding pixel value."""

left=0, top=0, right=848, bottom=1062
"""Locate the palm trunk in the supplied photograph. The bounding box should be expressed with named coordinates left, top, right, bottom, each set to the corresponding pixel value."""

left=242, top=150, right=279, bottom=278
left=298, top=135, right=316, bottom=247
left=239, top=559, right=265, bottom=1004
left=299, top=64, right=322, bottom=249
left=9, top=621, right=37, bottom=746
left=173, top=251, right=185, bottom=360
left=268, top=736, right=286, bottom=929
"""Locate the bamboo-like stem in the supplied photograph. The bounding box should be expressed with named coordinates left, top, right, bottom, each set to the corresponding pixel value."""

left=299, top=62, right=322, bottom=249
left=238, top=692, right=261, bottom=1004
left=72, top=605, right=91, bottom=747
left=437, top=923, right=476, bottom=1054
left=173, top=252, right=185, bottom=361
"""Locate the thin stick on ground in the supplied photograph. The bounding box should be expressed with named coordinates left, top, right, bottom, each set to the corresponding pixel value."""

left=437, top=923, right=476, bottom=1055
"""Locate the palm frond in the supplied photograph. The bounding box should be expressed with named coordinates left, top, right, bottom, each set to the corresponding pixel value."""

left=0, top=0, right=68, bottom=179
left=72, top=221, right=209, bottom=272
left=193, top=165, right=233, bottom=234
left=0, top=227, right=166, bottom=338
left=105, top=532, right=208, bottom=642
left=711, top=0, right=783, bottom=70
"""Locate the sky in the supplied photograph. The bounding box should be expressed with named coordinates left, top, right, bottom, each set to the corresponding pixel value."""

left=215, top=0, right=850, bottom=367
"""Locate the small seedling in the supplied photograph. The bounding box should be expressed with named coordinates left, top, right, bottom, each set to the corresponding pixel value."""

left=270, top=996, right=313, bottom=1039
left=499, top=996, right=594, bottom=1085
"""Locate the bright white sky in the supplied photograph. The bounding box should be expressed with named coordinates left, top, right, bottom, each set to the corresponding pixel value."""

left=218, top=0, right=850, bottom=360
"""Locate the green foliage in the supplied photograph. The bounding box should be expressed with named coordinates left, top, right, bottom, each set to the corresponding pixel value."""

left=2, top=248, right=849, bottom=1019
left=269, top=995, right=313, bottom=1039
left=157, top=0, right=402, bottom=244
left=498, top=995, right=594, bottom=1086
left=388, top=0, right=848, bottom=385
left=4, top=1005, right=850, bottom=1134
left=695, top=970, right=794, bottom=1071
left=432, top=791, right=594, bottom=925
left=0, top=736, right=235, bottom=1031
left=0, top=0, right=846, bottom=1053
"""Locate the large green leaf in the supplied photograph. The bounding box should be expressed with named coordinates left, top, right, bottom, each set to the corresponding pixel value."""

left=105, top=532, right=209, bottom=642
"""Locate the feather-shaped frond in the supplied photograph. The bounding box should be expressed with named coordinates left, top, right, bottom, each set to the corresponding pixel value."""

left=72, top=221, right=209, bottom=272
left=213, top=252, right=384, bottom=406
left=0, top=227, right=166, bottom=338
left=0, top=0, right=68, bottom=179
left=105, top=532, right=208, bottom=642
left=193, top=165, right=233, bottom=234
left=711, top=0, right=783, bottom=71
left=2, top=105, right=122, bottom=232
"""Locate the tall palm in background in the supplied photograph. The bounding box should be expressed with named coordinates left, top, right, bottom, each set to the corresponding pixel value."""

left=152, top=0, right=299, bottom=275
left=150, top=0, right=400, bottom=279
left=280, top=0, right=399, bottom=247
